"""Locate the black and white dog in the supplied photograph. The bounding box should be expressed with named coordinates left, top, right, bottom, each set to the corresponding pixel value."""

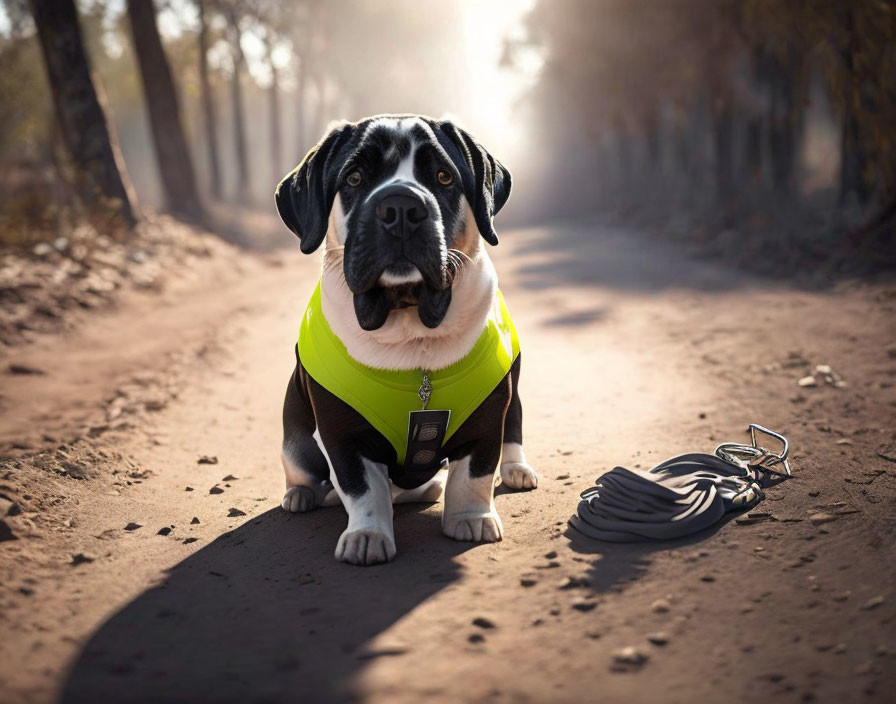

left=275, top=115, right=537, bottom=565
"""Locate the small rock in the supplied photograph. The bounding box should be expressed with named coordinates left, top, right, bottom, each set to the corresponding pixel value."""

left=222, top=474, right=238, bottom=481
left=227, top=508, right=246, bottom=517
left=651, top=599, right=671, bottom=613
left=612, top=646, right=648, bottom=669
left=571, top=600, right=597, bottom=612
left=700, top=575, right=716, bottom=582
left=209, top=486, right=224, bottom=495
left=854, top=661, right=874, bottom=676
left=834, top=643, right=846, bottom=654
left=33, top=242, right=53, bottom=256
left=190, top=517, right=200, bottom=524
left=833, top=591, right=851, bottom=602
left=0, top=496, right=20, bottom=517
left=558, top=576, right=590, bottom=590
left=472, top=617, right=496, bottom=629
left=797, top=376, right=817, bottom=387
left=520, top=579, right=537, bottom=587
left=809, top=512, right=837, bottom=526
left=7, top=363, right=45, bottom=375
left=71, top=552, right=94, bottom=566
left=544, top=550, right=558, bottom=559
left=124, top=522, right=142, bottom=531
left=197, top=455, right=218, bottom=465
left=183, top=537, right=198, bottom=544
left=468, top=633, right=485, bottom=644
left=185, top=486, right=194, bottom=491
left=157, top=527, right=172, bottom=536
left=861, top=595, right=885, bottom=611
left=647, top=632, right=669, bottom=646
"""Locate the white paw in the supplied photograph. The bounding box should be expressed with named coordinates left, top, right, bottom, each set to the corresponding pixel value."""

left=335, top=529, right=397, bottom=566
left=500, top=462, right=538, bottom=490
left=442, top=513, right=504, bottom=542
left=281, top=486, right=316, bottom=513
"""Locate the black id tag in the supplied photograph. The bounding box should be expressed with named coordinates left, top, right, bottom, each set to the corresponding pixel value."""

left=406, top=410, right=450, bottom=471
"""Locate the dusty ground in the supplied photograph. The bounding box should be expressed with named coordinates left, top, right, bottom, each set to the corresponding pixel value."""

left=1, top=222, right=895, bottom=704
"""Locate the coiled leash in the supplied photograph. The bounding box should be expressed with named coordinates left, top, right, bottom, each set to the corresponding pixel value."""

left=569, top=425, right=791, bottom=542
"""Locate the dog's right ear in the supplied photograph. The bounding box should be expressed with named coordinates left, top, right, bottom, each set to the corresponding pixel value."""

left=275, top=122, right=355, bottom=254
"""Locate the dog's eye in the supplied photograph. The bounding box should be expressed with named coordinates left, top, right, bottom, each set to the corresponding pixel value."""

left=345, top=171, right=363, bottom=187
left=437, top=170, right=453, bottom=186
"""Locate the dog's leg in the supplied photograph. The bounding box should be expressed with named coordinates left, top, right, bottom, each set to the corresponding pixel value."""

left=442, top=454, right=503, bottom=542
left=281, top=367, right=335, bottom=513
left=500, top=355, right=538, bottom=490
left=324, top=450, right=397, bottom=566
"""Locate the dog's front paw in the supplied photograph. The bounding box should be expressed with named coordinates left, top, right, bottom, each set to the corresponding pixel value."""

left=335, top=529, right=397, bottom=566
left=281, top=486, right=317, bottom=513
left=500, top=461, right=538, bottom=490
left=442, top=513, right=504, bottom=542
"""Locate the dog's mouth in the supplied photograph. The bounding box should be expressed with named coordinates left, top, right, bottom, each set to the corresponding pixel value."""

left=382, top=281, right=423, bottom=309
left=352, top=262, right=458, bottom=332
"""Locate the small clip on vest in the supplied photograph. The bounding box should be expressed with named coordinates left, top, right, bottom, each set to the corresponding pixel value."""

left=418, top=371, right=433, bottom=411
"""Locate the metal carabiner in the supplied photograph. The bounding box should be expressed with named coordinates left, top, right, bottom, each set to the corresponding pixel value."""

left=714, top=424, right=791, bottom=477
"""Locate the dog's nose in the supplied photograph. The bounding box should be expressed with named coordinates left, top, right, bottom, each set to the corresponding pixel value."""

left=375, top=193, right=428, bottom=239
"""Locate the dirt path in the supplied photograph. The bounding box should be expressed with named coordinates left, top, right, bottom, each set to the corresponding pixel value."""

left=1, top=223, right=895, bottom=704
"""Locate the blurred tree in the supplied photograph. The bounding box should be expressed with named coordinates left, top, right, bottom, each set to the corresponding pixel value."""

left=27, top=0, right=139, bottom=228
left=219, top=0, right=251, bottom=201
left=126, top=0, right=204, bottom=220
left=196, top=0, right=223, bottom=200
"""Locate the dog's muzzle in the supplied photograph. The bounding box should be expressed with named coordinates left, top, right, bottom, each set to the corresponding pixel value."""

left=347, top=185, right=453, bottom=332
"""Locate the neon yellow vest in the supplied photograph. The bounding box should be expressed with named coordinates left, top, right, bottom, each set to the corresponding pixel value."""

left=298, top=282, right=520, bottom=466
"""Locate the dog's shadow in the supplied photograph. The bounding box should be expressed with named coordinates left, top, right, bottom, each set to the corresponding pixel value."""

left=60, top=504, right=471, bottom=704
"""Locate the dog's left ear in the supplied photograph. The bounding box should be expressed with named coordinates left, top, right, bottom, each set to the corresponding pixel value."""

left=275, top=121, right=355, bottom=254
left=432, top=120, right=511, bottom=246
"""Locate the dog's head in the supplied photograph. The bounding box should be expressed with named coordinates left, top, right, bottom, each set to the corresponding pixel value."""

left=275, top=115, right=511, bottom=331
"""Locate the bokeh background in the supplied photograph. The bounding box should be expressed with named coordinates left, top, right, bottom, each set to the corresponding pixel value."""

left=1, top=0, right=894, bottom=275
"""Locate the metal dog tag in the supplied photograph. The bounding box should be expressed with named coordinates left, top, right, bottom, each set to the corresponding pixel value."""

left=406, top=410, right=450, bottom=471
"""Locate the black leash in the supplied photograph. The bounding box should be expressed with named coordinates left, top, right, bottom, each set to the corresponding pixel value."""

left=569, top=425, right=791, bottom=542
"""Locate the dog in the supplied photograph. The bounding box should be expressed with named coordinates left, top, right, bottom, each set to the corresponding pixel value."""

left=274, top=115, right=537, bottom=565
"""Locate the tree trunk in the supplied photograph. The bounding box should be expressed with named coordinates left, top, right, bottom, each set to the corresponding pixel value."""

left=713, top=95, right=734, bottom=202
left=267, top=42, right=283, bottom=189
left=838, top=7, right=871, bottom=207
left=643, top=107, right=661, bottom=169
left=745, top=116, right=763, bottom=186
left=767, top=47, right=805, bottom=201
left=126, top=0, right=202, bottom=220
left=28, top=0, right=138, bottom=228
left=293, top=56, right=307, bottom=160
left=197, top=0, right=222, bottom=200
left=310, top=72, right=327, bottom=146
left=227, top=12, right=251, bottom=202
